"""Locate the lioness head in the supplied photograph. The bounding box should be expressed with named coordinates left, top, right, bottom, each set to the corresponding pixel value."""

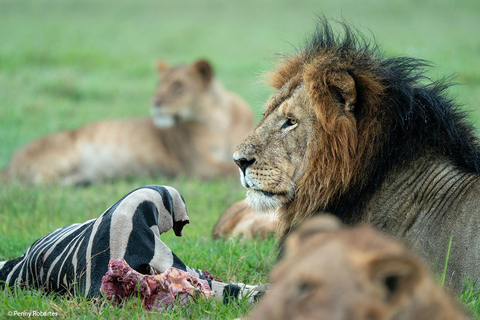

left=247, top=216, right=469, bottom=320
left=234, top=21, right=385, bottom=235
left=151, top=59, right=214, bottom=128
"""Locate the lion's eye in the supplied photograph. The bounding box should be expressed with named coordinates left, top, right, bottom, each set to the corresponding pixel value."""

left=293, top=281, right=319, bottom=301
left=281, top=118, right=298, bottom=129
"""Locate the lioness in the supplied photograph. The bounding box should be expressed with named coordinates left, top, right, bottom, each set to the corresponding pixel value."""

left=3, top=59, right=253, bottom=185
left=212, top=199, right=277, bottom=240
left=233, top=19, right=480, bottom=292
left=247, top=216, right=471, bottom=320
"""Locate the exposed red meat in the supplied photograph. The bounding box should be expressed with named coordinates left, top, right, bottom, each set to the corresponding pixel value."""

left=201, top=270, right=224, bottom=282
left=101, top=259, right=215, bottom=310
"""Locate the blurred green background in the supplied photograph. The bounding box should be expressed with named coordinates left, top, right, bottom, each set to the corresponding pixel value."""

left=1, top=0, right=479, bottom=167
left=1, top=0, right=479, bottom=318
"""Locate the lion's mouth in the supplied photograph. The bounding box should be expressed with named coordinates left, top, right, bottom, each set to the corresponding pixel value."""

left=242, top=175, right=288, bottom=198
left=261, top=190, right=275, bottom=197
left=251, top=188, right=287, bottom=198
left=151, top=106, right=184, bottom=128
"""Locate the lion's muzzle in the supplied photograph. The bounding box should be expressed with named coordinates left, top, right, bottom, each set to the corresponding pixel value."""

left=233, top=153, right=256, bottom=189
left=234, top=157, right=255, bottom=175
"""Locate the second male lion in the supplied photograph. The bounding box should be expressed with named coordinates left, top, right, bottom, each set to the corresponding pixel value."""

left=3, top=59, right=254, bottom=185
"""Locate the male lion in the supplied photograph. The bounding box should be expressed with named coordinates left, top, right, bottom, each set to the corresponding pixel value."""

left=233, top=20, right=480, bottom=292
left=247, top=216, right=471, bottom=320
left=3, top=59, right=253, bottom=185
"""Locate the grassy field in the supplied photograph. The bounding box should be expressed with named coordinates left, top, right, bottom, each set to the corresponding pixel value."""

left=1, top=0, right=480, bottom=318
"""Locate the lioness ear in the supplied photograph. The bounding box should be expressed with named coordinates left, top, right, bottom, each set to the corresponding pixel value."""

left=157, top=60, right=170, bottom=74
left=327, top=71, right=356, bottom=113
left=193, top=59, right=214, bottom=86
left=368, top=255, right=421, bottom=305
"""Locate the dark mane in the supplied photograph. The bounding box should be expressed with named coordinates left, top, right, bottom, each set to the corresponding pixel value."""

left=304, top=18, right=380, bottom=62
left=380, top=62, right=480, bottom=173
left=304, top=19, right=480, bottom=223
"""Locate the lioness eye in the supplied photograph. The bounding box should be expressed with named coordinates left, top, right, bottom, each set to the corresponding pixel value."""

left=171, top=81, right=183, bottom=92
left=281, top=118, right=297, bottom=129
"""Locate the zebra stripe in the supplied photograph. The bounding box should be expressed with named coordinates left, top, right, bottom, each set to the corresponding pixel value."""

left=0, top=185, right=265, bottom=303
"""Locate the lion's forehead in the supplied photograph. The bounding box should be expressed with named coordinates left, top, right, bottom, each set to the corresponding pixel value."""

left=157, top=67, right=197, bottom=91
left=264, top=84, right=306, bottom=117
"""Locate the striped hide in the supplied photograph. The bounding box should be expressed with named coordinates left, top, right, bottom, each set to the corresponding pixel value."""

left=0, top=185, right=263, bottom=303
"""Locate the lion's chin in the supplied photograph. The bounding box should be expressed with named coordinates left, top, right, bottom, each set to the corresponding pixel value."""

left=246, top=189, right=287, bottom=213
left=151, top=106, right=181, bottom=129
left=153, top=115, right=175, bottom=128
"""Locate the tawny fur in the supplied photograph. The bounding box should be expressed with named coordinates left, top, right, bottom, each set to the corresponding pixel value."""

left=247, top=216, right=471, bottom=320
left=212, top=200, right=277, bottom=240
left=233, top=19, right=480, bottom=292
left=4, top=59, right=254, bottom=185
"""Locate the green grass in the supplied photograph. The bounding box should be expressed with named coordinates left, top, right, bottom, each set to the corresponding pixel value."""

left=440, top=236, right=453, bottom=287
left=1, top=0, right=480, bottom=318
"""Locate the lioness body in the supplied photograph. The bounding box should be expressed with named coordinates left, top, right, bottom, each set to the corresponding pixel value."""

left=247, top=216, right=470, bottom=320
left=234, top=20, right=480, bottom=292
left=212, top=200, right=277, bottom=239
left=7, top=118, right=230, bottom=185
left=4, top=60, right=253, bottom=185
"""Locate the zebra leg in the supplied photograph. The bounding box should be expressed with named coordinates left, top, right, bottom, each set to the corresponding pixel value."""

left=173, top=260, right=267, bottom=303
left=210, top=281, right=267, bottom=303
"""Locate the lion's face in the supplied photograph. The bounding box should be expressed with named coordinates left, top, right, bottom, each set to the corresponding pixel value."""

left=247, top=216, right=426, bottom=320
left=234, top=45, right=384, bottom=234
left=151, top=60, right=213, bottom=128
left=233, top=84, right=316, bottom=212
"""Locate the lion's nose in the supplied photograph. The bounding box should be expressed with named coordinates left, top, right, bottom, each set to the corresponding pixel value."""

left=153, top=98, right=164, bottom=107
left=234, top=157, right=256, bottom=174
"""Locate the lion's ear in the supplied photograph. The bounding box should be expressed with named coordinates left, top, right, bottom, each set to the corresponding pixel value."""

left=327, top=71, right=356, bottom=113
left=285, top=215, right=342, bottom=254
left=368, top=255, right=421, bottom=306
left=157, top=60, right=170, bottom=74
left=193, top=59, right=214, bottom=86
left=294, top=215, right=342, bottom=238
